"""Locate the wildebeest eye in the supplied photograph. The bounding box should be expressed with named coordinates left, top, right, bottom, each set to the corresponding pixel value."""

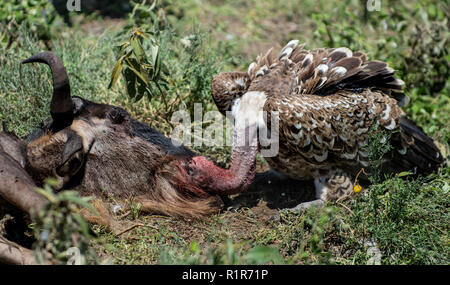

left=108, top=107, right=128, bottom=124
left=56, top=152, right=83, bottom=177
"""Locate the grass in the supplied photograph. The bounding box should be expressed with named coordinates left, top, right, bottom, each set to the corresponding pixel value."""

left=0, top=0, right=448, bottom=265
left=92, top=170, right=449, bottom=265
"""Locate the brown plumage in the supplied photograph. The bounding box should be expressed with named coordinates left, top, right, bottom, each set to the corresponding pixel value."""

left=210, top=40, right=444, bottom=204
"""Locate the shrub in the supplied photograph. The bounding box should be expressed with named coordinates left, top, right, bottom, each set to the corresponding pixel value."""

left=0, top=0, right=58, bottom=50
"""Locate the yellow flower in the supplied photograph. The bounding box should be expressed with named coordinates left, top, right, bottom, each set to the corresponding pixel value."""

left=353, top=184, right=362, bottom=193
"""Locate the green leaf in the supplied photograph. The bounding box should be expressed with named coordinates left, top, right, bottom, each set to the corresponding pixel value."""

left=136, top=76, right=149, bottom=101
left=397, top=171, right=412, bottom=177
left=35, top=188, right=58, bottom=204
left=118, top=42, right=130, bottom=54
left=125, top=57, right=150, bottom=85
left=244, top=247, right=284, bottom=265
left=72, top=213, right=91, bottom=237
left=108, top=54, right=126, bottom=89
left=59, top=191, right=95, bottom=211
left=190, top=241, right=199, bottom=254
left=124, top=67, right=137, bottom=99
left=151, top=45, right=159, bottom=67
left=151, top=45, right=161, bottom=80
left=130, top=35, right=146, bottom=63
left=148, top=0, right=157, bottom=11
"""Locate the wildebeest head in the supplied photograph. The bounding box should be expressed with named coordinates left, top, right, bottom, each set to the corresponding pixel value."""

left=22, top=52, right=222, bottom=217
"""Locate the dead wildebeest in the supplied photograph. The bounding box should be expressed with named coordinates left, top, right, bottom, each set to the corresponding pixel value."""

left=0, top=52, right=260, bottom=263
left=0, top=51, right=237, bottom=219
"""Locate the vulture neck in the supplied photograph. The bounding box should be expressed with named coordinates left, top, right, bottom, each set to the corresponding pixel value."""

left=189, top=91, right=267, bottom=195
left=202, top=124, right=258, bottom=195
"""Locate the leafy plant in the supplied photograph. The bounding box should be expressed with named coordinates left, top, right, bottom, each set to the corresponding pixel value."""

left=0, top=0, right=58, bottom=50
left=278, top=206, right=344, bottom=264
left=127, top=0, right=166, bottom=32
left=349, top=173, right=449, bottom=264
left=109, top=5, right=231, bottom=129
left=159, top=239, right=284, bottom=265
left=109, top=28, right=169, bottom=105
left=31, top=179, right=98, bottom=265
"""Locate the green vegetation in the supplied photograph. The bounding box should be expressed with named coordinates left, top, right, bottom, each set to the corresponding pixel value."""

left=32, top=179, right=98, bottom=265
left=0, top=0, right=448, bottom=264
left=0, top=0, right=59, bottom=50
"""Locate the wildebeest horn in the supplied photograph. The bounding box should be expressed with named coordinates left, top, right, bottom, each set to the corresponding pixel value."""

left=22, top=52, right=74, bottom=125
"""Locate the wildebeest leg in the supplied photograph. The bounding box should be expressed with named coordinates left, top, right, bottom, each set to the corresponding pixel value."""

left=0, top=213, right=50, bottom=265
left=0, top=126, right=27, bottom=168
left=0, top=237, right=39, bottom=265
left=0, top=136, right=47, bottom=215
left=0, top=131, right=49, bottom=264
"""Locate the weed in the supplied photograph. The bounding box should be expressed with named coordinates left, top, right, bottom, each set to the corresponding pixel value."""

left=159, top=239, right=284, bottom=265
left=31, top=179, right=98, bottom=265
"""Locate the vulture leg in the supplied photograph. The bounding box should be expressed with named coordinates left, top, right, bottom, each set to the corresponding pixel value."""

left=313, top=170, right=354, bottom=201
left=282, top=170, right=354, bottom=214
left=287, top=199, right=325, bottom=213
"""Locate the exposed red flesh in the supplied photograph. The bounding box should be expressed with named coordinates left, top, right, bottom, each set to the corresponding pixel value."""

left=177, top=125, right=259, bottom=196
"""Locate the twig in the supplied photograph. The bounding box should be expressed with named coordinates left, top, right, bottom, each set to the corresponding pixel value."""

left=156, top=83, right=174, bottom=127
left=116, top=223, right=157, bottom=237
left=337, top=202, right=353, bottom=215
left=353, top=168, right=368, bottom=186
left=429, top=223, right=446, bottom=235
left=119, top=211, right=131, bottom=219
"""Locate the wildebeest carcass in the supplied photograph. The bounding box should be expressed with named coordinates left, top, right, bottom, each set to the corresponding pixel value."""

left=0, top=51, right=283, bottom=263
left=0, top=52, right=256, bottom=264
left=0, top=51, right=236, bottom=220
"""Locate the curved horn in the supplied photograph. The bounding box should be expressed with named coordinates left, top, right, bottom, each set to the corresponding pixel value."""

left=22, top=52, right=73, bottom=124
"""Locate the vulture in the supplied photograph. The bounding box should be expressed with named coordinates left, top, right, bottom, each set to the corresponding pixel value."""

left=182, top=40, right=444, bottom=210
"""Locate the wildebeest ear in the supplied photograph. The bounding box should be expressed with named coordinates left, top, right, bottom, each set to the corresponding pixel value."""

left=56, top=132, right=84, bottom=177
left=108, top=107, right=130, bottom=125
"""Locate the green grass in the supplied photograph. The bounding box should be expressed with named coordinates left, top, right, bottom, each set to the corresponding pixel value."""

left=0, top=0, right=448, bottom=265
left=93, top=170, right=449, bottom=265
